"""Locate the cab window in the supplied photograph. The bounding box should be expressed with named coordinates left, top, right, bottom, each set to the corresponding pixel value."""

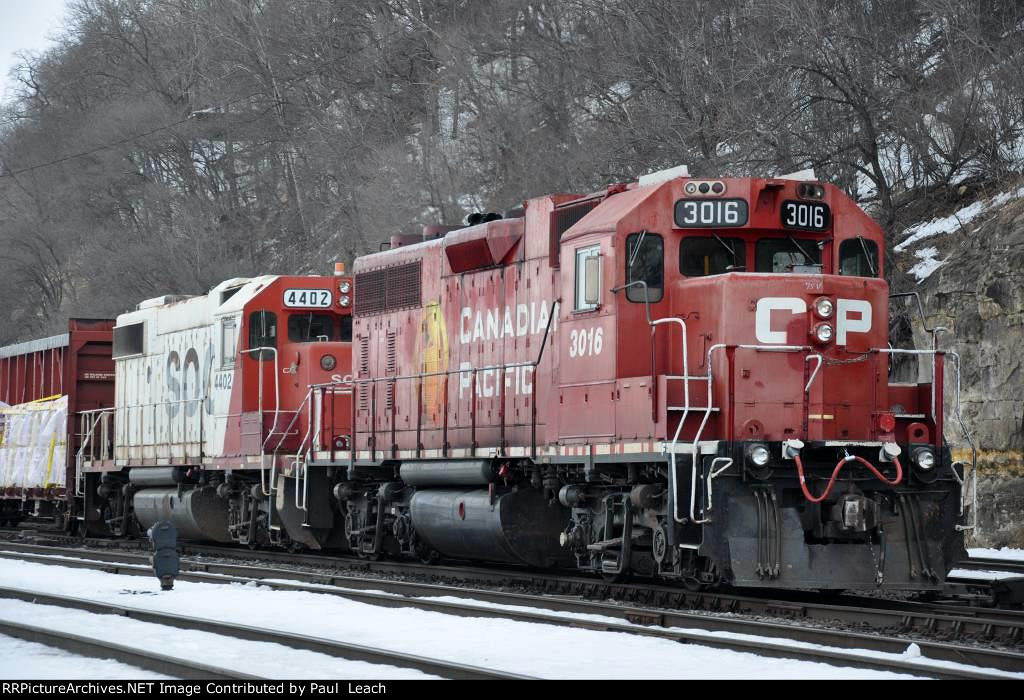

left=220, top=318, right=238, bottom=369
left=679, top=237, right=745, bottom=276
left=755, top=239, right=821, bottom=273
left=248, top=311, right=277, bottom=360
left=625, top=232, right=663, bottom=303
left=839, top=238, right=879, bottom=277
left=288, top=313, right=335, bottom=342
left=574, top=245, right=601, bottom=311
left=339, top=316, right=353, bottom=342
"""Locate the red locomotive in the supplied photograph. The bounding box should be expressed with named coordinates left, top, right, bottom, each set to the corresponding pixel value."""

left=319, top=167, right=970, bottom=590
left=26, top=168, right=971, bottom=593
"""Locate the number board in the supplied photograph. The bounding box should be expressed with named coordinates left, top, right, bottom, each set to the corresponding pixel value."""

left=283, top=289, right=333, bottom=308
left=674, top=198, right=749, bottom=228
left=781, top=200, right=831, bottom=231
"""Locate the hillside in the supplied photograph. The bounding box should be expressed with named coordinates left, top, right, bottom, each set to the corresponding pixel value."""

left=893, top=183, right=1024, bottom=546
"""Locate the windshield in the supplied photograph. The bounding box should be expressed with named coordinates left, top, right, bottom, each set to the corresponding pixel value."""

left=755, top=238, right=821, bottom=273
left=288, top=313, right=335, bottom=342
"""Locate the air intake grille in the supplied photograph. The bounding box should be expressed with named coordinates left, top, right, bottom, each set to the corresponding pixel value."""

left=553, top=199, right=599, bottom=238
left=355, top=261, right=422, bottom=316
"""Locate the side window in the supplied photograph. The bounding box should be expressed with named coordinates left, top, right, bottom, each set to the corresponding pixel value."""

left=755, top=239, right=822, bottom=273
left=679, top=237, right=745, bottom=276
left=220, top=318, right=237, bottom=369
left=248, top=311, right=277, bottom=361
left=287, top=313, right=335, bottom=342
left=339, top=316, right=353, bottom=342
left=839, top=238, right=879, bottom=277
left=625, top=232, right=664, bottom=303
left=574, top=245, right=601, bottom=311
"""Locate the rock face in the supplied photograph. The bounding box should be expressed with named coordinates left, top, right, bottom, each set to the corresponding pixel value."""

left=893, top=188, right=1024, bottom=547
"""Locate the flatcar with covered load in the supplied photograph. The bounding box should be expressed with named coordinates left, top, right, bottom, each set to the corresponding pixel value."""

left=0, top=319, right=114, bottom=528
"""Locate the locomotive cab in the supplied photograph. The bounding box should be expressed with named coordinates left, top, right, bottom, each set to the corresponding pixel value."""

left=557, top=172, right=966, bottom=589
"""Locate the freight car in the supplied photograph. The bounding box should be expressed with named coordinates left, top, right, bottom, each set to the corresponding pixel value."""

left=0, top=319, right=114, bottom=528
left=301, top=167, right=972, bottom=591
left=78, top=272, right=354, bottom=549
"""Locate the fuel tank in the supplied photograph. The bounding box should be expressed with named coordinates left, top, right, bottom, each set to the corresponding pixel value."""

left=409, top=488, right=572, bottom=568
left=133, top=487, right=232, bottom=543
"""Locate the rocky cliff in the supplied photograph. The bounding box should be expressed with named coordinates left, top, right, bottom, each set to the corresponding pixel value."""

left=892, top=184, right=1024, bottom=547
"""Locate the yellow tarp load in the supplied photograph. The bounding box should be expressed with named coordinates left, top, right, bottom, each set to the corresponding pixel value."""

left=0, top=395, right=68, bottom=489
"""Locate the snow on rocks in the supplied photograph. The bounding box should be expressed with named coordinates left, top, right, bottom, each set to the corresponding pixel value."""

left=895, top=185, right=1024, bottom=253
left=907, top=246, right=945, bottom=282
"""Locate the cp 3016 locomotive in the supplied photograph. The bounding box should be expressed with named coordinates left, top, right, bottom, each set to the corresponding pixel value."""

left=5, top=168, right=973, bottom=592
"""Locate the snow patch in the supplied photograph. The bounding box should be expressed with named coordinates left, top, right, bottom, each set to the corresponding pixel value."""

left=895, top=185, right=1024, bottom=252
left=907, top=246, right=945, bottom=282
left=968, top=546, right=1024, bottom=562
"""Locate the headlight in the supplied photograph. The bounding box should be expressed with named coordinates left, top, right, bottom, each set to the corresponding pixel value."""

left=814, top=297, right=834, bottom=318
left=339, top=295, right=350, bottom=307
left=320, top=354, right=337, bottom=371
left=913, top=447, right=935, bottom=471
left=747, top=444, right=770, bottom=467
left=339, top=281, right=351, bottom=294
left=812, top=323, right=833, bottom=344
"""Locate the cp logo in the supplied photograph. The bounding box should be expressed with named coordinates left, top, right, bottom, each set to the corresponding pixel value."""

left=755, top=297, right=871, bottom=345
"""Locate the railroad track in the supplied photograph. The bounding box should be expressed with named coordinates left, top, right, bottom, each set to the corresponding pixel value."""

left=0, top=617, right=257, bottom=680
left=955, top=557, right=1024, bottom=576
left=0, top=586, right=526, bottom=680
left=0, top=541, right=1021, bottom=679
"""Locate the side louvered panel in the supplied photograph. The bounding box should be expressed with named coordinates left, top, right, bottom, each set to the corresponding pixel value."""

left=385, top=331, right=397, bottom=411
left=357, top=336, right=369, bottom=411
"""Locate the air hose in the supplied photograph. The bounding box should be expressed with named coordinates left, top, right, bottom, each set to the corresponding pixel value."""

left=794, top=452, right=903, bottom=503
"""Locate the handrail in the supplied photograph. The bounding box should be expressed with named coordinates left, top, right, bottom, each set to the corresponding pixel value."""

left=685, top=343, right=821, bottom=525
left=239, top=346, right=279, bottom=496
left=74, top=409, right=113, bottom=497
left=346, top=302, right=557, bottom=461
left=875, top=346, right=975, bottom=530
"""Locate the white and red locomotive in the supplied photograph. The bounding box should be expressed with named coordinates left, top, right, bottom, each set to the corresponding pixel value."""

left=53, top=169, right=971, bottom=592
left=78, top=273, right=353, bottom=551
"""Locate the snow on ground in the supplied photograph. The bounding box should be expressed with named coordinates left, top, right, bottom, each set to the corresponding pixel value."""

left=907, top=246, right=945, bottom=282
left=0, top=600, right=434, bottom=680
left=894, top=185, right=1024, bottom=253
left=969, top=547, right=1024, bottom=562
left=0, top=558, right=926, bottom=680
left=947, top=568, right=1024, bottom=581
left=0, top=634, right=172, bottom=680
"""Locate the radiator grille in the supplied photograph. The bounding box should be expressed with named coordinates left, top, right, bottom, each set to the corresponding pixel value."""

left=553, top=199, right=599, bottom=238
left=355, top=261, right=422, bottom=316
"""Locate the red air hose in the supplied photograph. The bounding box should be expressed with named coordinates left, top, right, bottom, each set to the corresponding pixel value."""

left=794, top=453, right=903, bottom=504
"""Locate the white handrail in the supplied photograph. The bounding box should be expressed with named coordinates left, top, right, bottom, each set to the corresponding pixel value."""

left=239, top=346, right=279, bottom=497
